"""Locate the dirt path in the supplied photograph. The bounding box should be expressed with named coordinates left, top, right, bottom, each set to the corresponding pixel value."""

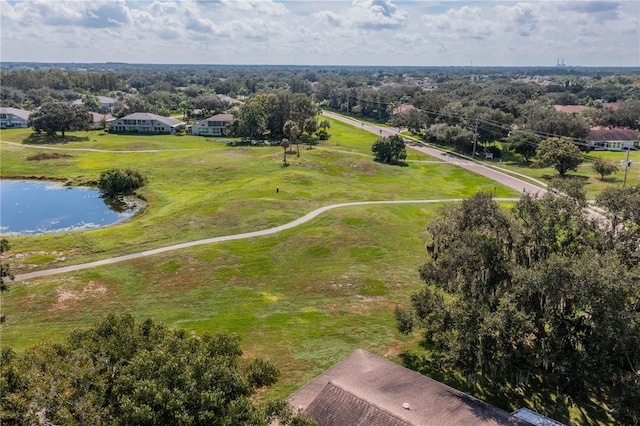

left=11, top=198, right=520, bottom=282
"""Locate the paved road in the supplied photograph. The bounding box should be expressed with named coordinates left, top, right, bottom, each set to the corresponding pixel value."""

left=321, top=110, right=546, bottom=196
left=11, top=198, right=519, bottom=282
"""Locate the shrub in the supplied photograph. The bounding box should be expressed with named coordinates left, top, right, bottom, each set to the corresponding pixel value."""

left=316, top=129, right=331, bottom=141
left=98, top=168, right=147, bottom=196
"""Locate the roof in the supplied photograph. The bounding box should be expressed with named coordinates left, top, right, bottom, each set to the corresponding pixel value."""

left=90, top=112, right=115, bottom=122
left=117, top=112, right=185, bottom=127
left=204, top=113, right=234, bottom=122
left=553, top=105, right=590, bottom=113
left=588, top=126, right=640, bottom=141
left=72, top=96, right=116, bottom=106
left=0, top=107, right=31, bottom=120
left=554, top=101, right=621, bottom=113
left=288, top=349, right=531, bottom=426
left=392, top=104, right=416, bottom=115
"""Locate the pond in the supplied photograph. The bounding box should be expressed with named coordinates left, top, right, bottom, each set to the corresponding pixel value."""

left=0, top=180, right=143, bottom=235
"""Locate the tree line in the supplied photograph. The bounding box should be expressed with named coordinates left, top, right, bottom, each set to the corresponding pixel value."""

left=396, top=185, right=640, bottom=424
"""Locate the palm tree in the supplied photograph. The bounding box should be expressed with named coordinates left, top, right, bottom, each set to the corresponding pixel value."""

left=283, top=120, right=301, bottom=157
left=281, top=138, right=290, bottom=165
left=303, top=117, right=318, bottom=148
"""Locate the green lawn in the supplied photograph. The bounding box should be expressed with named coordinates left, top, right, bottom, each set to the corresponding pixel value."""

left=0, top=122, right=615, bottom=424
left=478, top=142, right=640, bottom=198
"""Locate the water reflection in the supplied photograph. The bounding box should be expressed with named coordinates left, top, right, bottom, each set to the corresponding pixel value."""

left=0, top=180, right=144, bottom=235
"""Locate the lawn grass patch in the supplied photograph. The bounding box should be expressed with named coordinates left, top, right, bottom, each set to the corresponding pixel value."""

left=1, top=122, right=613, bottom=423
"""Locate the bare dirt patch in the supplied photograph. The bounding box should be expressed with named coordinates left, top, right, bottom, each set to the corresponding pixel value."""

left=49, top=281, right=107, bottom=311
left=12, top=251, right=69, bottom=271
left=27, top=152, right=74, bottom=161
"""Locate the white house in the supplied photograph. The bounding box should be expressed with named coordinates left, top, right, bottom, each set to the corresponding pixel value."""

left=190, top=113, right=234, bottom=136
left=0, top=107, right=31, bottom=128
left=587, top=127, right=640, bottom=151
left=109, top=112, right=186, bottom=134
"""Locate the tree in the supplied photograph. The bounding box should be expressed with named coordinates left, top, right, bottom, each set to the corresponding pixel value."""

left=502, top=130, right=539, bottom=163
left=98, top=168, right=147, bottom=196
left=0, top=314, right=313, bottom=425
left=372, top=134, right=406, bottom=164
left=535, top=137, right=583, bottom=177
left=303, top=117, right=318, bottom=148
left=82, top=94, right=101, bottom=112
left=281, top=138, right=290, bottom=165
left=0, top=239, right=13, bottom=323
left=592, top=157, right=619, bottom=180
left=230, top=102, right=267, bottom=139
left=317, top=119, right=331, bottom=141
left=27, top=102, right=91, bottom=138
left=399, top=191, right=640, bottom=424
left=283, top=120, right=301, bottom=157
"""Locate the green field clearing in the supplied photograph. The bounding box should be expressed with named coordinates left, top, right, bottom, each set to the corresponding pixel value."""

left=1, top=119, right=515, bottom=270
left=0, top=119, right=617, bottom=423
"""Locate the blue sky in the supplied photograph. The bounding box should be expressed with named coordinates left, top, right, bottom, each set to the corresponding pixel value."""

left=1, top=0, right=639, bottom=66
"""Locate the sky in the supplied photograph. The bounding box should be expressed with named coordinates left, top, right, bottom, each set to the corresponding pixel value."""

left=1, top=0, right=639, bottom=67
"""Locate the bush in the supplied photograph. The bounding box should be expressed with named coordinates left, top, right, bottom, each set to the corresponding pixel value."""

left=316, top=129, right=331, bottom=141
left=98, top=168, right=147, bottom=196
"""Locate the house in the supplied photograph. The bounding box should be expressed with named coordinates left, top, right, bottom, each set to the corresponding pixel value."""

left=553, top=101, right=621, bottom=114
left=288, top=349, right=554, bottom=426
left=190, top=113, right=234, bottom=136
left=108, top=112, right=185, bottom=134
left=0, top=107, right=31, bottom=128
left=89, top=112, right=115, bottom=129
left=391, top=104, right=415, bottom=115
left=587, top=127, right=640, bottom=151
left=72, top=95, right=117, bottom=112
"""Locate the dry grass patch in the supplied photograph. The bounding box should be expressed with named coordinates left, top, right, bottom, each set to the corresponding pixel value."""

left=27, top=152, right=74, bottom=161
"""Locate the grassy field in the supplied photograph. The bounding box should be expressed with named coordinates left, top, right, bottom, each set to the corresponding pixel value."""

left=440, top=139, right=640, bottom=199
left=0, top=120, right=616, bottom=423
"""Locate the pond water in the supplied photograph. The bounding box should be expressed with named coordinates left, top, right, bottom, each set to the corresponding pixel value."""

left=0, top=180, right=142, bottom=235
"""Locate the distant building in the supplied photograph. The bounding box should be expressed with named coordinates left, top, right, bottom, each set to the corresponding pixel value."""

left=108, top=112, right=185, bottom=134
left=554, top=101, right=621, bottom=114
left=72, top=95, right=117, bottom=111
left=0, top=107, right=31, bottom=128
left=89, top=112, right=115, bottom=129
left=391, top=104, right=415, bottom=115
left=190, top=113, right=234, bottom=136
left=287, top=349, right=554, bottom=426
left=587, top=127, right=640, bottom=151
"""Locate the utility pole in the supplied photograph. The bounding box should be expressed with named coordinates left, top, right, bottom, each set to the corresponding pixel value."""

left=623, top=147, right=631, bottom=187
left=472, top=118, right=479, bottom=156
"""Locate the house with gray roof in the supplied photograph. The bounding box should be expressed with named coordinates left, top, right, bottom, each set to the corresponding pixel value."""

left=0, top=107, right=31, bottom=128
left=190, top=113, right=234, bottom=136
left=108, top=112, right=185, bottom=134
left=288, top=349, right=553, bottom=426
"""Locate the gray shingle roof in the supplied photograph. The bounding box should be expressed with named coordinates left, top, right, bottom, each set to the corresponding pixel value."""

left=0, top=107, right=31, bottom=120
left=289, top=349, right=531, bottom=426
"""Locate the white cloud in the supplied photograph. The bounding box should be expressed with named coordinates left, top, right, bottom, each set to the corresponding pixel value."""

left=0, top=0, right=638, bottom=66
